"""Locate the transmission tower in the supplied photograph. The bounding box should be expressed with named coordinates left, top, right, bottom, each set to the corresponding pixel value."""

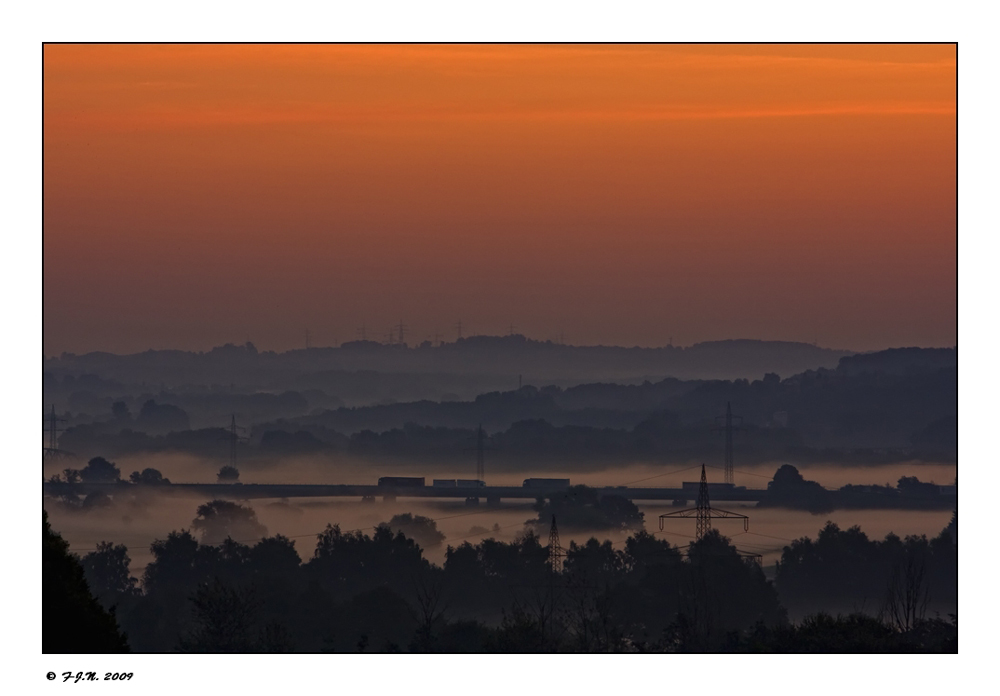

left=464, top=424, right=492, bottom=483
left=396, top=320, right=408, bottom=346
left=454, top=319, right=463, bottom=339
left=548, top=515, right=564, bottom=573
left=228, top=414, right=247, bottom=469
left=713, top=401, right=743, bottom=485
left=357, top=324, right=367, bottom=341
left=508, top=323, right=516, bottom=336
left=43, top=404, right=66, bottom=458
left=476, top=424, right=486, bottom=482
left=659, top=464, right=749, bottom=540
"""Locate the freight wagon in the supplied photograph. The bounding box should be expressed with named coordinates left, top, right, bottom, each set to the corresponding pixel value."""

left=522, top=478, right=571, bottom=489
left=377, top=476, right=425, bottom=487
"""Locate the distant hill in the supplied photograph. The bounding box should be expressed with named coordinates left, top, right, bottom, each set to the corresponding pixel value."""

left=836, top=347, right=956, bottom=376
left=47, top=346, right=955, bottom=465
left=46, top=337, right=851, bottom=392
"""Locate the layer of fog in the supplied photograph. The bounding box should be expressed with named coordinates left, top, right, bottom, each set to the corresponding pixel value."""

left=45, top=455, right=955, bottom=584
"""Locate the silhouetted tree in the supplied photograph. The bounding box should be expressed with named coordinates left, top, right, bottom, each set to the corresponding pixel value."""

left=191, top=500, right=267, bottom=545
left=532, top=486, right=644, bottom=532
left=129, top=467, right=170, bottom=485
left=385, top=513, right=446, bottom=549
left=765, top=464, right=833, bottom=512
left=217, top=465, right=240, bottom=482
left=879, top=544, right=929, bottom=632
left=82, top=542, right=139, bottom=609
left=79, top=456, right=121, bottom=483
left=43, top=512, right=129, bottom=653
left=178, top=578, right=260, bottom=652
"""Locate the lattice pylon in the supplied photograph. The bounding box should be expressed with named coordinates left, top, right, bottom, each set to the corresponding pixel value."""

left=695, top=464, right=711, bottom=540
left=548, top=514, right=564, bottom=573
left=724, top=402, right=734, bottom=485
left=476, top=424, right=485, bottom=483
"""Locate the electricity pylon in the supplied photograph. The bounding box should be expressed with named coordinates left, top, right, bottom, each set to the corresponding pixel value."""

left=228, top=414, right=247, bottom=470
left=659, top=464, right=749, bottom=540
left=43, top=405, right=66, bottom=458
left=713, top=401, right=742, bottom=485
left=548, top=515, right=564, bottom=574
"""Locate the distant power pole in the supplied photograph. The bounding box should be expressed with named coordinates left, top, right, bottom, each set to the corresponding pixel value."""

left=508, top=323, right=516, bottom=336
left=229, top=414, right=247, bottom=470
left=396, top=320, right=408, bottom=346
left=304, top=329, right=311, bottom=350
left=464, top=424, right=493, bottom=486
left=43, top=405, right=66, bottom=459
left=476, top=424, right=486, bottom=482
left=455, top=319, right=463, bottom=340
left=713, top=402, right=743, bottom=485
left=433, top=330, right=442, bottom=346
left=357, top=324, right=367, bottom=341
left=548, top=515, right=564, bottom=574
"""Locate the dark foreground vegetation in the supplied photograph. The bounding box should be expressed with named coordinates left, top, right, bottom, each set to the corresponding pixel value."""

left=43, top=502, right=957, bottom=653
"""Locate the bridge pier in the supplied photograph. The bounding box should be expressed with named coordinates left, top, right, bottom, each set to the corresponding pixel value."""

left=361, top=495, right=375, bottom=503
left=464, top=497, right=480, bottom=507
left=486, top=494, right=501, bottom=506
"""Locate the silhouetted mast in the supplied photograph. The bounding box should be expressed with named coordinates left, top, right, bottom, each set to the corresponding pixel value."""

left=476, top=424, right=486, bottom=483
left=43, top=405, right=66, bottom=458
left=713, top=401, right=742, bottom=485
left=548, top=515, right=564, bottom=574
left=659, top=464, right=749, bottom=540
left=229, top=414, right=246, bottom=470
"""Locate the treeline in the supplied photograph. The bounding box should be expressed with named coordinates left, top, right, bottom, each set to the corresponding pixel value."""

left=44, top=507, right=957, bottom=653
left=55, top=416, right=950, bottom=470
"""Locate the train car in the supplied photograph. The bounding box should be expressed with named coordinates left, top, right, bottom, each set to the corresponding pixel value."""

left=456, top=479, right=485, bottom=488
left=522, top=478, right=570, bottom=489
left=433, top=479, right=457, bottom=487
left=377, top=476, right=425, bottom=487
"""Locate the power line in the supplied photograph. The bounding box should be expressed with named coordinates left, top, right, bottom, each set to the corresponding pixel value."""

left=703, top=464, right=773, bottom=480
left=621, top=464, right=702, bottom=486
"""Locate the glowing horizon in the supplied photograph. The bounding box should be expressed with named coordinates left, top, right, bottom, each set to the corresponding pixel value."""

left=44, top=44, right=956, bottom=355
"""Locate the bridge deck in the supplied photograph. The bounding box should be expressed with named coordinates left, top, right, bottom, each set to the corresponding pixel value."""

left=43, top=481, right=767, bottom=502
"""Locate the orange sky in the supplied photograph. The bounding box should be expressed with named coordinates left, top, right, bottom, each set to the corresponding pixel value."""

left=43, top=44, right=956, bottom=354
